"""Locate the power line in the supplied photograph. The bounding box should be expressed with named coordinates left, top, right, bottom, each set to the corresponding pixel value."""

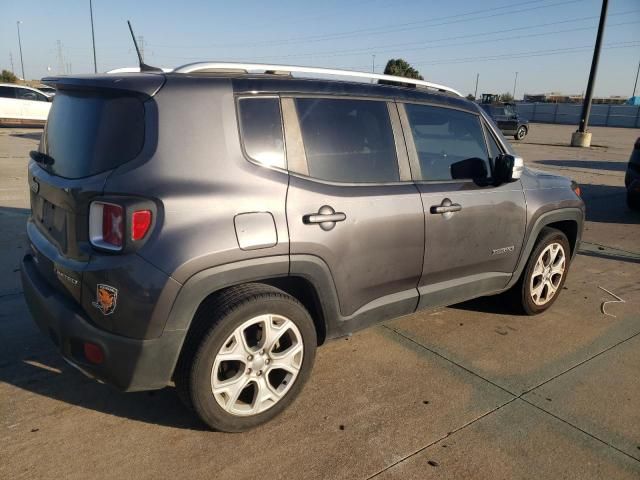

left=404, top=41, right=640, bottom=67
left=149, top=0, right=581, bottom=49
left=243, top=18, right=639, bottom=62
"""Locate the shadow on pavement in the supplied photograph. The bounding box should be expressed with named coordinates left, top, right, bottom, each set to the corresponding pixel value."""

left=581, top=184, right=640, bottom=224
left=10, top=131, right=43, bottom=141
left=535, top=159, right=628, bottom=172
left=0, top=351, right=207, bottom=431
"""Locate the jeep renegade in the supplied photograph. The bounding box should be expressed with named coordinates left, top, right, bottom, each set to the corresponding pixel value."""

left=21, top=63, right=584, bottom=432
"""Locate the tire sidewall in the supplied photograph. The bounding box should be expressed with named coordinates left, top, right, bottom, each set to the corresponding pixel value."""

left=190, top=295, right=317, bottom=432
left=516, top=126, right=527, bottom=140
left=520, top=230, right=570, bottom=315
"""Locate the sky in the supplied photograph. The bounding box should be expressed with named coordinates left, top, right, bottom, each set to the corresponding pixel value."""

left=0, top=0, right=639, bottom=98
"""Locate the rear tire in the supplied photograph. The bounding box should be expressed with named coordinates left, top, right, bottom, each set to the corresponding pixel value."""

left=514, top=125, right=527, bottom=140
left=175, top=284, right=317, bottom=432
left=510, top=228, right=570, bottom=315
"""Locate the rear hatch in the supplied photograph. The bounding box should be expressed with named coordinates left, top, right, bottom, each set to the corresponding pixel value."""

left=27, top=73, right=164, bottom=303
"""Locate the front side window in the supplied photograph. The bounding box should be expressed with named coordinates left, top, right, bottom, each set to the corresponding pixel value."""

left=406, top=104, right=490, bottom=181
left=238, top=97, right=285, bottom=169
left=295, top=98, right=399, bottom=183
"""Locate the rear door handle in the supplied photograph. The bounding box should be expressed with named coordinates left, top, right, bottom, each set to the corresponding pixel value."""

left=430, top=198, right=462, bottom=215
left=303, top=205, right=346, bottom=231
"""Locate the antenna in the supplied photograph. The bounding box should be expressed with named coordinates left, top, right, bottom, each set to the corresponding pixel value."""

left=127, top=20, right=162, bottom=73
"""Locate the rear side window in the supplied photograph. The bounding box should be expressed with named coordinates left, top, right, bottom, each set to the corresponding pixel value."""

left=406, top=104, right=489, bottom=181
left=295, top=98, right=399, bottom=183
left=0, top=86, right=16, bottom=98
left=238, top=97, right=285, bottom=169
left=42, top=91, right=145, bottom=179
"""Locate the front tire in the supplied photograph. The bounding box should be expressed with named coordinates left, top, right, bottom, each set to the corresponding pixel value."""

left=176, top=284, right=317, bottom=432
left=512, top=228, right=570, bottom=315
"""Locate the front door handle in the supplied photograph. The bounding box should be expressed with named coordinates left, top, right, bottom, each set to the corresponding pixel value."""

left=430, top=198, right=462, bottom=215
left=303, top=205, right=346, bottom=231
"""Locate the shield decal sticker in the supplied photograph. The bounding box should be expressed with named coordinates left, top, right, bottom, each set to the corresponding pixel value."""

left=92, top=284, right=118, bottom=315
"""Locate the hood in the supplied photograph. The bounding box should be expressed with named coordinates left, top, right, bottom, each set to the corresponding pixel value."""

left=520, top=166, right=572, bottom=190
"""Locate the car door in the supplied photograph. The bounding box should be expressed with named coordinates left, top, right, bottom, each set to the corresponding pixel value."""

left=398, top=102, right=526, bottom=309
left=0, top=85, right=20, bottom=120
left=284, top=96, right=424, bottom=320
left=502, top=104, right=519, bottom=133
left=16, top=87, right=51, bottom=121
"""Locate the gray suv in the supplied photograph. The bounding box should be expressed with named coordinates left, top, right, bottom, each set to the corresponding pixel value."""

left=21, top=63, right=584, bottom=432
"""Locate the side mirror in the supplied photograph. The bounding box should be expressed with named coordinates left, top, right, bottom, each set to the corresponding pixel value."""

left=494, top=154, right=524, bottom=184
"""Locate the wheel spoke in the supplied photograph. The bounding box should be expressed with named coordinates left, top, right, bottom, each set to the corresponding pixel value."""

left=533, top=260, right=545, bottom=276
left=217, top=330, right=252, bottom=362
left=262, top=315, right=293, bottom=353
left=213, top=374, right=252, bottom=409
left=269, top=342, right=303, bottom=375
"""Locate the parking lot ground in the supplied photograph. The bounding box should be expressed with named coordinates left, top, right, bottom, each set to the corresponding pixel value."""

left=0, top=124, right=639, bottom=479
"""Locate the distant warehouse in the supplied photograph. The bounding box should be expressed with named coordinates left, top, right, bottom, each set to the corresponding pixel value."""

left=523, top=92, right=628, bottom=104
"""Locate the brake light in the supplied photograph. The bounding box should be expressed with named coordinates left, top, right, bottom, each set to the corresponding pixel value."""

left=132, top=210, right=152, bottom=240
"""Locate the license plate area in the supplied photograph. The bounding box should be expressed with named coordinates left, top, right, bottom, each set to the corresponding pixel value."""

left=37, top=198, right=68, bottom=252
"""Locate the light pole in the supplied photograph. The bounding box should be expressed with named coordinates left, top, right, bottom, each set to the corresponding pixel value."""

left=513, top=72, right=518, bottom=100
left=89, top=0, right=97, bottom=73
left=16, top=21, right=25, bottom=80
left=633, top=59, right=639, bottom=98
left=572, top=0, right=609, bottom=147
left=474, top=73, right=479, bottom=100
left=371, top=54, right=376, bottom=83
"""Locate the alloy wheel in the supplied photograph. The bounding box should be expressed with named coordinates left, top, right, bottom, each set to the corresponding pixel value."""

left=530, top=242, right=566, bottom=306
left=211, top=314, right=304, bottom=416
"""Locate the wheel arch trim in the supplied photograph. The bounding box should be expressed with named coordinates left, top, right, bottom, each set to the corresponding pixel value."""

left=505, top=207, right=584, bottom=290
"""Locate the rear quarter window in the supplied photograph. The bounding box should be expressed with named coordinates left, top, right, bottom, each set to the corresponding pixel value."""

left=237, top=97, right=285, bottom=169
left=42, top=91, right=145, bottom=179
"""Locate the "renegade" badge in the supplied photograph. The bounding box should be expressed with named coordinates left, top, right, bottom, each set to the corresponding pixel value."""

left=92, top=284, right=118, bottom=315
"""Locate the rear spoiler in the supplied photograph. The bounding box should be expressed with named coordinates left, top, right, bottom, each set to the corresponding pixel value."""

left=41, top=73, right=166, bottom=98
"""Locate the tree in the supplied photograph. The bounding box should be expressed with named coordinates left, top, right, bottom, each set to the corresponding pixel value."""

left=499, top=92, right=514, bottom=103
left=1, top=70, right=17, bottom=83
left=383, top=59, right=423, bottom=80
left=466, top=94, right=476, bottom=101
left=379, top=59, right=424, bottom=86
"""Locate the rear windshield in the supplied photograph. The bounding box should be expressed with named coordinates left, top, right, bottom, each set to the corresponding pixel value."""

left=42, top=91, right=145, bottom=178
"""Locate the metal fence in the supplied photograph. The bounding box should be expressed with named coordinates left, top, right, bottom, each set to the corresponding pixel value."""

left=516, top=103, right=640, bottom=128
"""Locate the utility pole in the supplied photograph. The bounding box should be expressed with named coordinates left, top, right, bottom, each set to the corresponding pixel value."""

left=16, top=21, right=25, bottom=80
left=56, top=40, right=65, bottom=75
left=633, top=59, right=639, bottom=98
left=474, top=73, right=479, bottom=100
left=571, top=0, right=608, bottom=147
left=512, top=72, right=518, bottom=100
left=9, top=53, right=14, bottom=73
left=89, top=0, right=97, bottom=73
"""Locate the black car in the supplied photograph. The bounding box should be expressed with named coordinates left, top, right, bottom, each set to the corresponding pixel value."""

left=480, top=103, right=529, bottom=140
left=626, top=137, right=640, bottom=209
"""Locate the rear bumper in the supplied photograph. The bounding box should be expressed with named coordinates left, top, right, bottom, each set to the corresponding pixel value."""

left=21, top=254, right=186, bottom=391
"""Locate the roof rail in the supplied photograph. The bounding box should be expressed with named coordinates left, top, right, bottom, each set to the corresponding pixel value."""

left=172, top=62, right=462, bottom=97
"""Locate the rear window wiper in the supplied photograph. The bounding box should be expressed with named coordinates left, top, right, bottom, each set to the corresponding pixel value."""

left=30, top=150, right=55, bottom=166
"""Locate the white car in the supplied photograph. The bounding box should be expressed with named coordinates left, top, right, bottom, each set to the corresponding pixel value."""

left=0, top=83, right=52, bottom=126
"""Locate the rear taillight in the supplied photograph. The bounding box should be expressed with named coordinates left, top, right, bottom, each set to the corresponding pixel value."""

left=571, top=180, right=582, bottom=198
left=89, top=201, right=153, bottom=251
left=132, top=210, right=152, bottom=241
left=90, top=202, right=124, bottom=250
